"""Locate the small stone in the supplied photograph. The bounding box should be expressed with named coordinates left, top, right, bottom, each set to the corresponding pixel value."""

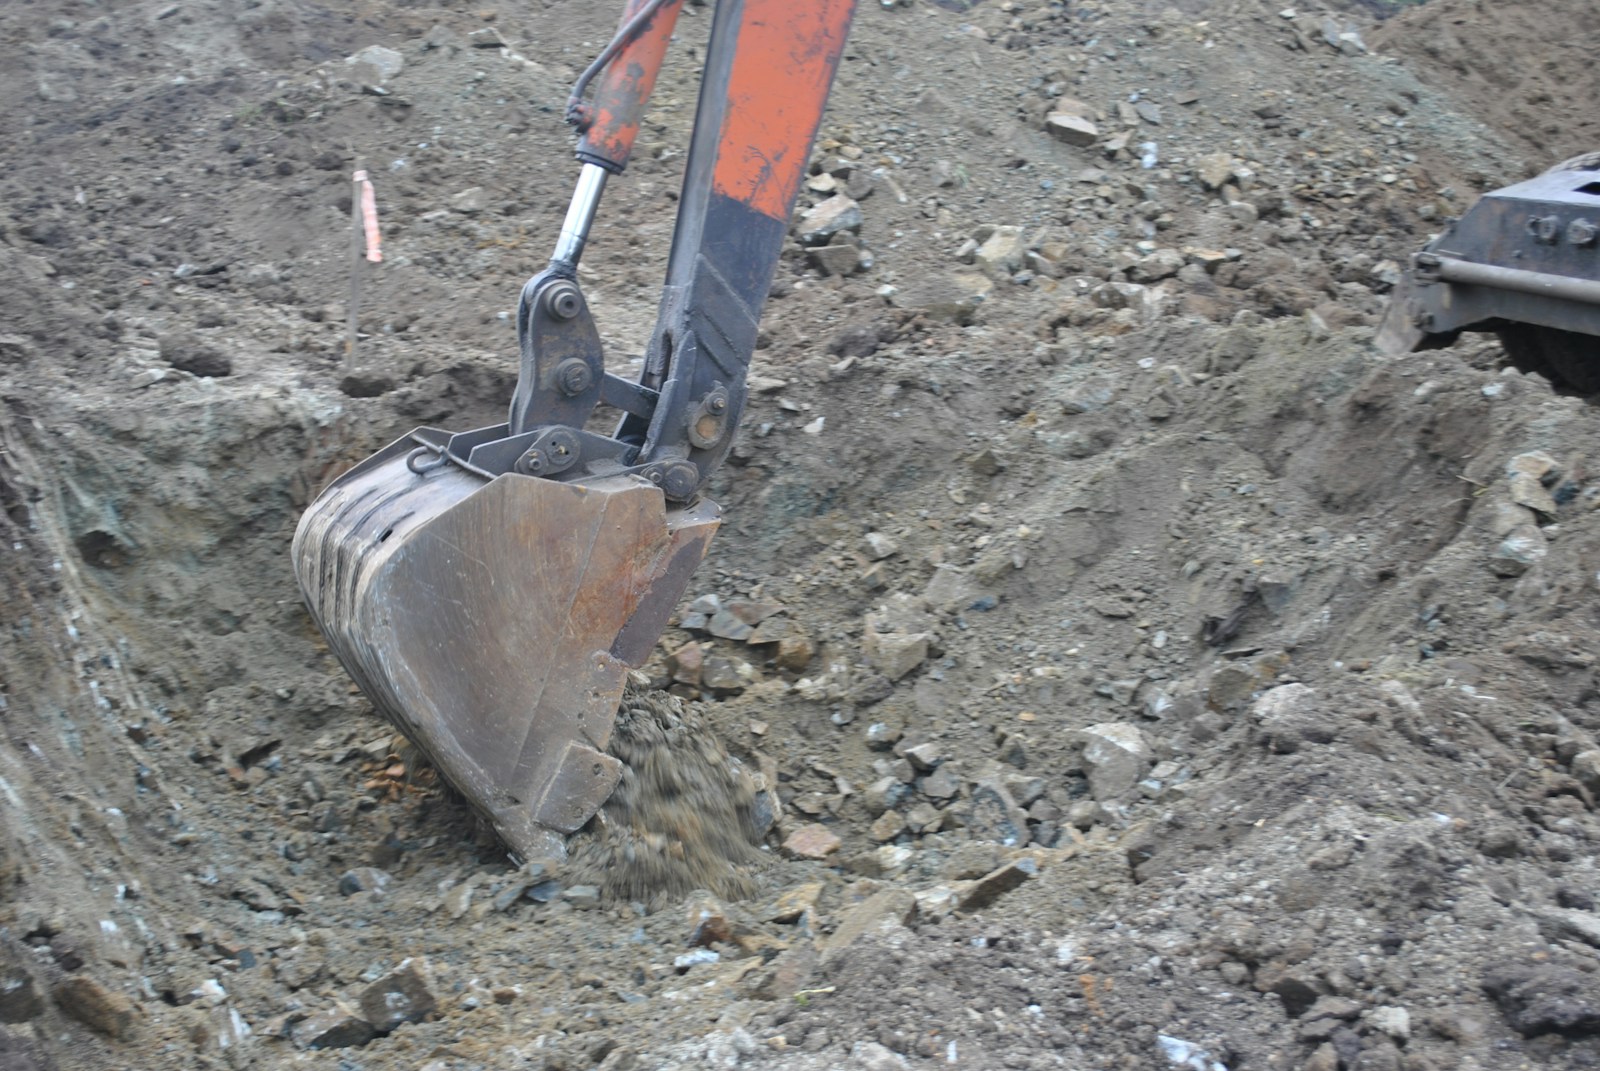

left=1075, top=723, right=1153, bottom=801
left=339, top=370, right=396, bottom=397
left=797, top=195, right=862, bottom=245
left=667, top=641, right=704, bottom=687
left=686, top=896, right=735, bottom=948
left=450, top=187, right=489, bottom=215
left=687, top=594, right=721, bottom=615
left=1130, top=248, right=1184, bottom=282
left=346, top=45, right=405, bottom=84
left=864, top=776, right=910, bottom=816
left=1489, top=524, right=1547, bottom=577
left=919, top=764, right=961, bottom=800
left=864, top=630, right=928, bottom=681
left=870, top=810, right=906, bottom=842
left=37, top=77, right=78, bottom=104
left=820, top=889, right=916, bottom=966
left=766, top=882, right=822, bottom=923
left=292, top=1002, right=376, bottom=1050
left=1572, top=750, right=1600, bottom=797
left=53, top=976, right=135, bottom=1039
left=901, top=741, right=942, bottom=772
left=1507, top=450, right=1559, bottom=481
left=1046, top=113, right=1099, bottom=146
left=782, top=824, right=842, bottom=860
left=358, top=959, right=437, bottom=1033
left=0, top=974, right=44, bottom=1023
left=1067, top=800, right=1107, bottom=830
left=1195, top=153, right=1235, bottom=190
left=809, top=242, right=864, bottom=277
left=865, top=532, right=900, bottom=560
left=851, top=1040, right=911, bottom=1071
left=969, top=448, right=1005, bottom=477
left=1003, top=773, right=1047, bottom=807
left=231, top=878, right=280, bottom=913
left=1303, top=1043, right=1339, bottom=1071
left=1134, top=101, right=1162, bottom=125
left=904, top=802, right=944, bottom=835
left=973, top=226, right=1025, bottom=274
left=865, top=722, right=902, bottom=750
left=338, top=867, right=392, bottom=896
left=891, top=273, right=992, bottom=324
left=964, top=779, right=1029, bottom=846
left=441, top=881, right=473, bottom=920
left=1509, top=472, right=1558, bottom=517
left=956, top=858, right=1037, bottom=912
left=1365, top=1006, right=1410, bottom=1043
left=562, top=885, right=602, bottom=909
left=847, top=674, right=894, bottom=706
left=746, top=616, right=794, bottom=645
left=701, top=655, right=755, bottom=694
left=707, top=609, right=755, bottom=641
left=776, top=632, right=816, bottom=671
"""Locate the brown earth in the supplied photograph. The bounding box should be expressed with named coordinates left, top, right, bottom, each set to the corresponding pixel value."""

left=4, top=1, right=1600, bottom=1069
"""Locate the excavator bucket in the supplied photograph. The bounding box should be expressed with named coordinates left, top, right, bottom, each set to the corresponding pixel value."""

left=292, top=0, right=854, bottom=862
left=292, top=430, right=718, bottom=861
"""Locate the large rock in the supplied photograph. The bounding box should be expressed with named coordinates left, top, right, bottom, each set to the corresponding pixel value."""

left=1075, top=723, right=1153, bottom=801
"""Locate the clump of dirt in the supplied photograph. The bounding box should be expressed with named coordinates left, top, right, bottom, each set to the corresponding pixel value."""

left=567, top=688, right=768, bottom=903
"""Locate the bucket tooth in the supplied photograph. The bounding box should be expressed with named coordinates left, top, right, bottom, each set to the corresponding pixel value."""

left=291, top=431, right=719, bottom=860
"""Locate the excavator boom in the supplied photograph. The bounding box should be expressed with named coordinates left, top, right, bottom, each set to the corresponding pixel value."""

left=293, top=0, right=856, bottom=861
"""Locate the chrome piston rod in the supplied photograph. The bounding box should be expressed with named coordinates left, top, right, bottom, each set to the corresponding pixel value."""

left=553, top=162, right=610, bottom=267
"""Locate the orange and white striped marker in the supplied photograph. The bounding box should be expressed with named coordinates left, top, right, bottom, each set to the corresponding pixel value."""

left=352, top=169, right=382, bottom=263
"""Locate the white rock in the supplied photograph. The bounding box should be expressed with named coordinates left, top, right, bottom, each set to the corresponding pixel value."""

left=865, top=532, right=900, bottom=560
left=973, top=226, right=1025, bottom=274
left=1076, top=723, right=1153, bottom=801
left=347, top=45, right=405, bottom=84
left=1366, top=1006, right=1410, bottom=1043
left=797, top=195, right=862, bottom=245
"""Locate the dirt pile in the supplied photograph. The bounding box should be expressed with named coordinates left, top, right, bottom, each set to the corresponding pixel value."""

left=4, top=1, right=1600, bottom=1069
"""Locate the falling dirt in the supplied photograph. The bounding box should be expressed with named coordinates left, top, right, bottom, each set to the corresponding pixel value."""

left=568, top=689, right=768, bottom=905
left=5, top=0, right=1600, bottom=1069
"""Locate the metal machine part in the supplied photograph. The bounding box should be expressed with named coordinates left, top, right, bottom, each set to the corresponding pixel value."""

left=293, top=0, right=856, bottom=862
left=1377, top=155, right=1600, bottom=392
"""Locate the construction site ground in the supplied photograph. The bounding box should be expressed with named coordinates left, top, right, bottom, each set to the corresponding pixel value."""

left=4, top=0, right=1600, bottom=1068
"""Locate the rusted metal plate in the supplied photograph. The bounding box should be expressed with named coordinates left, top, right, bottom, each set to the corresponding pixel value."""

left=292, top=430, right=718, bottom=861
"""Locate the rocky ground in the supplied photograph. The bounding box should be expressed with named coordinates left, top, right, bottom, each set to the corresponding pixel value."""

left=4, top=0, right=1600, bottom=1069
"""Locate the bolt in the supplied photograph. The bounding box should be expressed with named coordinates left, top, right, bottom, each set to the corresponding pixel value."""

left=1569, top=218, right=1598, bottom=247
left=1527, top=215, right=1561, bottom=245
left=555, top=358, right=593, bottom=397
left=521, top=447, right=548, bottom=474
left=544, top=281, right=583, bottom=320
left=709, top=394, right=727, bottom=413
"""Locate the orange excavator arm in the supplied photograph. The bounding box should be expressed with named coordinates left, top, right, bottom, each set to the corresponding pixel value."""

left=292, top=0, right=857, bottom=862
